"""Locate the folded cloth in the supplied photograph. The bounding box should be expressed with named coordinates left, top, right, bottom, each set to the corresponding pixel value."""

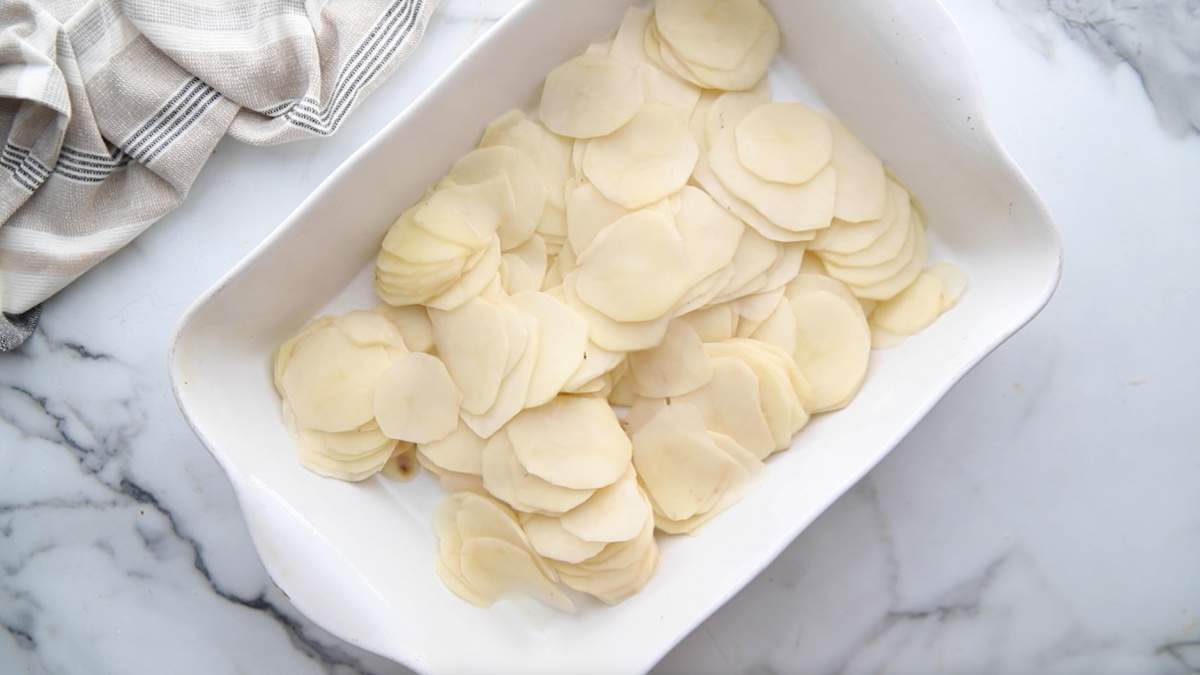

left=0, top=0, right=441, bottom=350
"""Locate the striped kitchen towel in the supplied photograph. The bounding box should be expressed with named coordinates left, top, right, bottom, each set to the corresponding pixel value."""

left=0, top=0, right=441, bottom=350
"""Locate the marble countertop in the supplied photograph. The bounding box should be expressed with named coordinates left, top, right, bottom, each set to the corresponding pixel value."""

left=2, top=1, right=1198, bottom=673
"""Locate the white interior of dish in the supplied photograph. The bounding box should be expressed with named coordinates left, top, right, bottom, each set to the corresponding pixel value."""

left=171, top=1, right=1060, bottom=672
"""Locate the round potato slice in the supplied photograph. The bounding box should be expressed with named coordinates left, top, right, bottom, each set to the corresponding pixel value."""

left=563, top=339, right=627, bottom=392
left=424, top=237, right=503, bottom=311
left=735, top=103, right=833, bottom=185
left=483, top=431, right=595, bottom=514
left=705, top=80, right=771, bottom=150
left=671, top=355, right=775, bottom=458
left=629, top=319, right=713, bottom=398
left=299, top=424, right=391, bottom=461
left=506, top=396, right=632, bottom=490
left=297, top=439, right=398, bottom=482
left=332, top=310, right=407, bottom=350
left=560, top=469, right=648, bottom=543
left=562, top=273, right=673, bottom=352
left=574, top=211, right=692, bottom=322
left=925, top=262, right=969, bottom=310
left=281, top=324, right=393, bottom=433
left=710, top=127, right=837, bottom=232
left=849, top=219, right=929, bottom=301
left=374, top=353, right=461, bottom=444
left=719, top=227, right=780, bottom=300
left=523, top=515, right=607, bottom=564
left=446, top=147, right=546, bottom=250
left=418, top=419, right=485, bottom=475
left=679, top=20, right=779, bottom=92
left=480, top=109, right=572, bottom=211
left=680, top=304, right=738, bottom=343
left=540, top=53, right=643, bottom=139
left=633, top=403, right=737, bottom=521
left=790, top=288, right=872, bottom=413
left=810, top=179, right=909, bottom=256
left=655, top=0, right=773, bottom=71
left=461, top=313, right=539, bottom=439
left=818, top=188, right=913, bottom=268
left=556, top=507, right=655, bottom=574
left=510, top=291, right=588, bottom=407
left=374, top=305, right=433, bottom=353
left=674, top=186, right=744, bottom=283
left=459, top=537, right=575, bottom=612
left=693, top=151, right=815, bottom=243
left=826, top=115, right=887, bottom=223
left=583, top=104, right=699, bottom=209
left=502, top=234, right=548, bottom=295
left=430, top=297, right=508, bottom=415
left=748, top=298, right=796, bottom=354
left=786, top=272, right=860, bottom=310
left=871, top=271, right=946, bottom=336
left=416, top=176, right=513, bottom=249
left=274, top=316, right=333, bottom=394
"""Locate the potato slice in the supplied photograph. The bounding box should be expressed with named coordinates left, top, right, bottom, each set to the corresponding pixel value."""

left=506, top=396, right=631, bottom=490
left=811, top=179, right=909, bottom=256
left=299, top=424, right=392, bottom=461
left=556, top=506, right=655, bottom=574
left=459, top=538, right=575, bottom=612
left=758, top=242, right=806, bottom=293
left=562, top=273, right=672, bottom=352
left=281, top=324, right=393, bottom=433
left=710, top=127, right=837, bottom=232
left=583, top=104, right=699, bottom=209
left=673, top=265, right=736, bottom=317
left=540, top=53, right=643, bottom=139
left=674, top=186, right=744, bottom=283
left=632, top=403, right=737, bottom=521
left=677, top=20, right=779, bottom=92
left=446, top=147, right=546, bottom=250
left=848, top=220, right=929, bottom=301
left=560, top=469, right=648, bottom=543
left=450, top=493, right=556, bottom=578
left=416, top=176, right=513, bottom=249
left=826, top=115, right=887, bottom=223
left=735, top=103, right=833, bottom=185
left=653, top=431, right=761, bottom=534
left=629, top=319, right=713, bottom=398
left=374, top=353, right=460, bottom=444
left=790, top=289, right=871, bottom=412
left=819, top=188, right=913, bottom=268
left=925, top=262, right=969, bottom=310
left=523, top=515, right=607, bottom=564
left=718, top=227, right=779, bottom=301
left=558, top=541, right=657, bottom=604
left=749, top=299, right=798, bottom=352
left=418, top=419, right=485, bottom=475
left=680, top=304, right=738, bottom=343
left=482, top=432, right=592, bottom=513
left=274, top=317, right=333, bottom=394
left=380, top=445, right=420, bottom=481
left=374, top=305, right=433, bottom=353
left=705, top=81, right=771, bottom=150
left=704, top=340, right=809, bottom=449
left=424, top=237, right=502, bottom=311
left=480, top=109, right=572, bottom=211
left=693, top=152, right=815, bottom=243
left=563, top=339, right=627, bottom=392
left=645, top=21, right=706, bottom=88
left=574, top=210, right=693, bottom=322
left=333, top=310, right=408, bottom=350
left=501, top=234, right=547, bottom=295
left=655, top=0, right=773, bottom=71
left=566, top=183, right=671, bottom=255
left=298, top=439, right=398, bottom=482
left=871, top=271, right=946, bottom=336
left=822, top=214, right=919, bottom=287
left=672, top=356, right=774, bottom=458
left=430, top=297, right=508, bottom=415
left=510, top=291, right=588, bottom=407
left=736, top=287, right=786, bottom=323
left=786, top=272, right=860, bottom=310
left=461, top=313, right=539, bottom=438
left=608, top=365, right=639, bottom=407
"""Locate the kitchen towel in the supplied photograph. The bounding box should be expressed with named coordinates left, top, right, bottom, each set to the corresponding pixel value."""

left=0, top=0, right=440, bottom=350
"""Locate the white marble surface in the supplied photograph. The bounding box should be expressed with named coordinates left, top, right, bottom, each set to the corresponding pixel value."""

left=2, top=1, right=1199, bottom=673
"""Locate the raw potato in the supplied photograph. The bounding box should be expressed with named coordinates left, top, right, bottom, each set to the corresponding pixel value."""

left=460, top=313, right=540, bottom=439
left=523, top=515, right=607, bottom=563
left=735, top=103, right=833, bottom=185
left=563, top=274, right=672, bottom=352
left=656, top=0, right=774, bottom=71
left=559, top=469, right=648, bottom=543
left=574, top=210, right=692, bottom=322
left=583, top=104, right=699, bottom=209
left=540, top=53, right=643, bottom=139
left=281, top=324, right=393, bottom=433
left=673, top=186, right=744, bottom=283
left=425, top=237, right=503, bottom=311
left=374, top=353, right=461, bottom=444
left=430, top=298, right=508, bottom=415
left=790, top=289, right=871, bottom=412
left=415, top=177, right=512, bottom=248
left=811, top=179, right=909, bottom=256
left=826, top=116, right=887, bottom=223
left=674, top=356, right=775, bottom=459
left=633, top=403, right=737, bottom=521
left=509, top=291, right=588, bottom=407
left=506, top=396, right=632, bottom=490
left=679, top=20, right=780, bottom=91
left=479, top=109, right=572, bottom=210
left=459, top=537, right=575, bottom=612
left=374, top=305, right=433, bottom=353
left=925, top=262, right=969, bottom=310
left=871, top=270, right=946, bottom=336
left=629, top=319, right=713, bottom=398
left=446, top=147, right=545, bottom=250
left=418, top=420, right=485, bottom=475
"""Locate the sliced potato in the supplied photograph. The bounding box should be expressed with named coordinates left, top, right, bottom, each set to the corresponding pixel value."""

left=810, top=179, right=909, bottom=256
left=826, top=115, right=887, bottom=223
left=560, top=469, right=648, bottom=543
left=540, top=53, right=643, bottom=139
left=673, top=186, right=744, bottom=283
left=583, top=104, right=699, bottom=209
left=846, top=216, right=929, bottom=301
left=416, top=176, right=513, bottom=249
left=680, top=19, right=779, bottom=91
left=735, top=103, right=833, bottom=185
left=461, top=313, right=539, bottom=439
left=819, top=188, right=913, bottom=268
left=506, top=396, right=632, bottom=490
left=418, top=419, right=485, bottom=475
left=480, top=109, right=572, bottom=211
left=671, top=356, right=774, bottom=458
left=459, top=537, right=575, bottom=612
left=429, top=297, right=508, bottom=415
left=680, top=304, right=738, bottom=343
left=425, top=237, right=503, bottom=311
left=629, top=319, right=713, bottom=398
left=446, top=147, right=546, bottom=250
left=574, top=210, right=692, bottom=322
left=563, top=338, right=627, bottom=392
left=632, top=403, right=737, bottom=521
left=790, top=288, right=871, bottom=412
left=523, top=515, right=607, bottom=563
left=510, top=291, right=589, bottom=407
left=925, top=262, right=969, bottom=310
left=655, top=0, right=774, bottom=71
left=281, top=324, right=393, bottom=433
left=870, top=270, right=945, bottom=336
left=374, top=305, right=433, bottom=353
left=374, top=353, right=461, bottom=444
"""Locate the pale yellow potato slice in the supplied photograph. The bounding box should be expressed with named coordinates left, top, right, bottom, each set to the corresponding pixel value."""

left=693, top=153, right=815, bottom=243
left=481, top=432, right=593, bottom=514
left=496, top=301, right=529, bottom=376
left=450, top=492, right=556, bottom=580
left=629, top=319, right=713, bottom=398
left=562, top=274, right=672, bottom=352
left=501, top=234, right=547, bottom=295
left=736, top=287, right=786, bottom=323
left=655, top=0, right=773, bottom=71
left=672, top=356, right=774, bottom=458
left=819, top=189, right=913, bottom=268
left=566, top=183, right=671, bottom=255
left=429, top=297, right=508, bottom=415
left=632, top=403, right=737, bottom=521
left=297, top=439, right=397, bottom=482
left=332, top=310, right=407, bottom=350
left=373, top=353, right=460, bottom=444
left=758, top=242, right=807, bottom=292
left=705, top=82, right=771, bottom=151
left=822, top=216, right=919, bottom=287
left=538, top=203, right=568, bottom=242
left=925, top=262, right=969, bottom=310
left=461, top=313, right=539, bottom=438
left=871, top=271, right=945, bottom=336
left=710, top=127, right=837, bottom=232
left=574, top=210, right=693, bottom=321
left=523, top=515, right=607, bottom=564
left=556, top=505, right=655, bottom=574
left=609, top=8, right=702, bottom=119
left=562, top=339, right=627, bottom=392
left=424, top=237, right=502, bottom=311
left=786, top=272, right=860, bottom=310
left=446, top=147, right=546, bottom=250
left=459, top=538, right=575, bottom=612
left=506, top=396, right=631, bottom=490
left=704, top=340, right=809, bottom=450
left=479, top=109, right=572, bottom=211
left=560, top=469, right=648, bottom=543
left=680, top=304, right=738, bottom=343
left=644, top=21, right=706, bottom=88
left=374, top=305, right=433, bottom=353
left=679, top=20, right=779, bottom=92
left=674, top=186, right=744, bottom=283
left=673, top=264, right=737, bottom=317
left=302, top=425, right=392, bottom=461
left=436, top=558, right=490, bottom=608
left=510, top=291, right=588, bottom=407
left=418, top=419, right=485, bottom=475
left=810, top=179, right=909, bottom=256
left=608, top=365, right=639, bottom=407
left=653, top=432, right=761, bottom=534
left=825, top=115, right=887, bottom=223
left=274, top=316, right=333, bottom=394
left=790, top=288, right=871, bottom=413
left=717, top=227, right=779, bottom=301
left=593, top=542, right=659, bottom=605
left=540, top=53, right=643, bottom=139
left=381, top=210, right=477, bottom=264
left=735, top=103, right=833, bottom=185
left=380, top=445, right=420, bottom=482
left=583, top=104, right=699, bottom=209
left=281, top=325, right=392, bottom=433
left=558, top=541, right=657, bottom=603
left=848, top=220, right=929, bottom=301
left=416, top=176, right=513, bottom=249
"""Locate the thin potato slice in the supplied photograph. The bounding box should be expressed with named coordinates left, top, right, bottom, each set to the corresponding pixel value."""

left=786, top=272, right=860, bottom=310
left=461, top=313, right=539, bottom=438
left=301, top=424, right=392, bottom=460
left=374, top=353, right=461, bottom=444
left=560, top=469, right=649, bottom=543
left=653, top=431, right=761, bottom=534
left=446, top=147, right=546, bottom=250
left=790, top=289, right=871, bottom=412
left=672, top=356, right=775, bottom=458
left=429, top=298, right=508, bottom=415
left=523, top=515, right=607, bottom=564
left=562, top=274, right=672, bottom=352
left=274, top=317, right=333, bottom=394
left=583, top=104, right=699, bottom=209
left=718, top=227, right=779, bottom=301
left=925, top=262, right=969, bottom=310
left=819, top=189, right=913, bottom=268
left=848, top=221, right=929, bottom=301
left=645, top=21, right=706, bottom=88
left=298, top=439, right=397, bottom=482
left=566, top=183, right=672, bottom=255
left=682, top=20, right=779, bottom=91
left=425, top=237, right=503, bottom=311
left=382, top=208, right=477, bottom=263
left=735, top=103, right=833, bottom=185
left=374, top=305, right=433, bottom=353
left=506, top=396, right=632, bottom=490
left=459, top=538, right=575, bottom=612
left=629, top=319, right=713, bottom=398
left=674, top=265, right=736, bottom=317
left=556, top=507, right=655, bottom=574
left=480, top=109, right=572, bottom=210
left=693, top=153, right=815, bottom=243
left=633, top=403, right=737, bottom=521
left=540, top=53, right=643, bottom=139
left=563, top=339, right=627, bottom=392
left=418, top=419, right=485, bottom=475
left=811, top=179, right=909, bottom=256
left=680, top=304, right=738, bottom=343
left=823, top=215, right=919, bottom=287
left=510, top=291, right=588, bottom=407
left=826, top=116, right=887, bottom=223
left=502, top=234, right=548, bottom=295
left=736, top=287, right=786, bottom=323
left=673, top=186, right=744, bottom=283
left=710, top=127, right=837, bottom=232
left=871, top=271, right=945, bottom=336
left=482, top=432, right=594, bottom=514
left=655, top=0, right=773, bottom=71
left=333, top=310, right=408, bottom=349
left=574, top=211, right=692, bottom=322
left=416, top=176, right=513, bottom=249
left=281, top=325, right=392, bottom=433
left=705, top=83, right=771, bottom=151
left=451, top=493, right=556, bottom=579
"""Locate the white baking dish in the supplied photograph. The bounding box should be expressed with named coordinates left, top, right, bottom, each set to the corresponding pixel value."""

left=169, top=1, right=1061, bottom=672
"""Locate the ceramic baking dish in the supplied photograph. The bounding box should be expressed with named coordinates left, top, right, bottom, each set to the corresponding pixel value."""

left=170, top=1, right=1061, bottom=672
